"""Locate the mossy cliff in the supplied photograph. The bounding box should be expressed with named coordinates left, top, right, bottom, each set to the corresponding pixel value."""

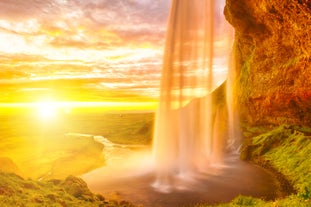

left=218, top=1, right=311, bottom=206
left=196, top=125, right=311, bottom=207
left=224, top=0, right=311, bottom=126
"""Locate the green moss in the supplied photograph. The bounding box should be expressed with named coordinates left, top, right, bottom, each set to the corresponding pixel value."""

left=263, top=130, right=311, bottom=199
left=216, top=196, right=268, bottom=207
left=197, top=124, right=311, bottom=207
left=0, top=171, right=135, bottom=207
left=195, top=196, right=268, bottom=207
left=243, top=125, right=311, bottom=198
left=240, top=122, right=270, bottom=138
left=234, top=38, right=255, bottom=102
left=61, top=175, right=94, bottom=201
left=212, top=195, right=310, bottom=207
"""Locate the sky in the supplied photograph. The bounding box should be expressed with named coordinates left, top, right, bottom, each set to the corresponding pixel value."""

left=0, top=0, right=171, bottom=104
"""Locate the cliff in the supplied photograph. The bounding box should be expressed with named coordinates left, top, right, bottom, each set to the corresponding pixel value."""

left=224, top=0, right=311, bottom=126
left=222, top=2, right=311, bottom=205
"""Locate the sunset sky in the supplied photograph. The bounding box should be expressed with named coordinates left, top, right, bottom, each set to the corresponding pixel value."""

left=0, top=0, right=170, bottom=105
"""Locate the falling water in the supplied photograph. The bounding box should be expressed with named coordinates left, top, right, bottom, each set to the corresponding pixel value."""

left=152, top=0, right=235, bottom=192
left=81, top=1, right=285, bottom=201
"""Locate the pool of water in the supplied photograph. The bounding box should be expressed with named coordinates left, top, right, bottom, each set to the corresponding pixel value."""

left=82, top=150, right=284, bottom=207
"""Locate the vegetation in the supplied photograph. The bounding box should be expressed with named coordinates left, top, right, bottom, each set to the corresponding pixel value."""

left=197, top=124, right=311, bottom=207
left=0, top=111, right=153, bottom=206
left=0, top=171, right=135, bottom=207
left=0, top=133, right=105, bottom=179
left=0, top=111, right=153, bottom=179
left=4, top=108, right=310, bottom=206
left=64, top=112, right=154, bottom=145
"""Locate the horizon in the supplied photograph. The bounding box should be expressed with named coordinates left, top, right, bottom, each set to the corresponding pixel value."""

left=0, top=0, right=230, bottom=109
left=0, top=101, right=158, bottom=115
left=0, top=0, right=171, bottom=107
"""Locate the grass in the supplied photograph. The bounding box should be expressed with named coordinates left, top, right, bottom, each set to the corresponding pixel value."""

left=0, top=134, right=105, bottom=179
left=200, top=124, right=311, bottom=207
left=0, top=110, right=154, bottom=179
left=0, top=109, right=154, bottom=206
left=64, top=112, right=154, bottom=145
left=0, top=172, right=135, bottom=207
left=4, top=107, right=310, bottom=206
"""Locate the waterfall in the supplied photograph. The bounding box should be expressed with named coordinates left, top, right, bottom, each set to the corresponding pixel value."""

left=152, top=0, right=234, bottom=193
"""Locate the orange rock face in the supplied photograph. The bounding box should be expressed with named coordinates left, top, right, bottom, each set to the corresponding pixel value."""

left=224, top=0, right=311, bottom=125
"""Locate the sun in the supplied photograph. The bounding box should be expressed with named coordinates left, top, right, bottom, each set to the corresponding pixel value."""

left=36, top=101, right=58, bottom=120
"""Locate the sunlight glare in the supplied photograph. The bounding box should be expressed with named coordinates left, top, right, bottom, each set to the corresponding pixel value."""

left=36, top=101, right=58, bottom=120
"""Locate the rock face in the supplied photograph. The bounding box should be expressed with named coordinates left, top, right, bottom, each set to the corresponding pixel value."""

left=224, top=0, right=311, bottom=126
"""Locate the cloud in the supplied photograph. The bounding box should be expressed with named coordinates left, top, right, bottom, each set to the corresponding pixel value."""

left=0, top=0, right=171, bottom=102
left=0, top=0, right=170, bottom=51
left=84, top=0, right=169, bottom=25
left=81, top=0, right=170, bottom=44
left=0, top=0, right=59, bottom=20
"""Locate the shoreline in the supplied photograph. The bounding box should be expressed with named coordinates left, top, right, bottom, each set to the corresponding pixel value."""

left=250, top=158, right=297, bottom=198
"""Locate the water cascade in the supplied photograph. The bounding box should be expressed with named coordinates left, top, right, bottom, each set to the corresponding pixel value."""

left=152, top=0, right=235, bottom=192
left=82, top=1, right=286, bottom=204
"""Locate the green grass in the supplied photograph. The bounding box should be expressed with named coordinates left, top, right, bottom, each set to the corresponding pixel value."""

left=64, top=112, right=154, bottom=145
left=203, top=124, right=311, bottom=207
left=0, top=172, right=135, bottom=207
left=0, top=111, right=154, bottom=145
left=0, top=111, right=154, bottom=179
left=0, top=134, right=105, bottom=179
left=1, top=109, right=310, bottom=206
left=0, top=110, right=154, bottom=206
